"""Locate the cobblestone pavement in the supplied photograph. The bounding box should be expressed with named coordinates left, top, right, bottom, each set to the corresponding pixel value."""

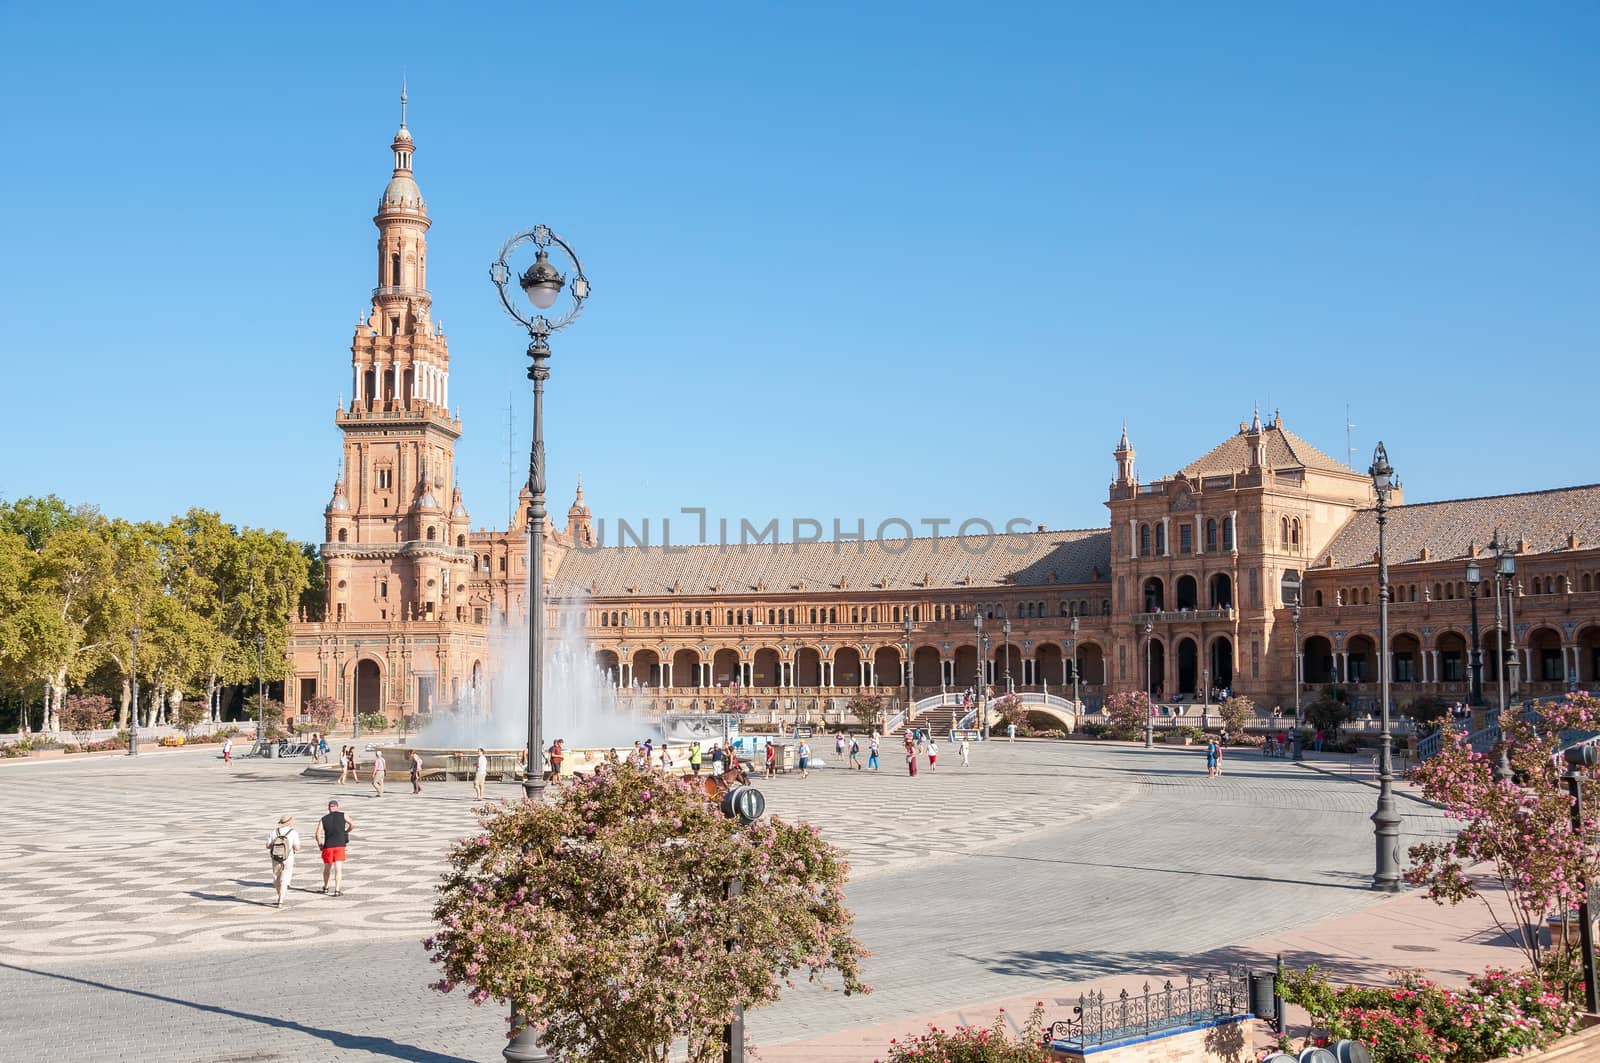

left=0, top=740, right=1453, bottom=1060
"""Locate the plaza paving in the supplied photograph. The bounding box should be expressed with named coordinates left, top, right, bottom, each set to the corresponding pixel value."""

left=0, top=739, right=1455, bottom=1061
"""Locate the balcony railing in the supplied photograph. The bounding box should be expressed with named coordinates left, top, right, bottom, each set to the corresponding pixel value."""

left=1130, top=608, right=1235, bottom=625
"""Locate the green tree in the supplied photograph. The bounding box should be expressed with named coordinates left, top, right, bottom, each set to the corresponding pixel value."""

left=1218, top=694, right=1256, bottom=735
left=845, top=692, right=885, bottom=733
left=1304, top=694, right=1349, bottom=738
left=427, top=761, right=867, bottom=1062
left=1103, top=689, right=1150, bottom=739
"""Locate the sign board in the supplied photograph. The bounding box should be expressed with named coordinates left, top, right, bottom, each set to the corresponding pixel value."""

left=794, top=725, right=815, bottom=738
left=950, top=729, right=982, bottom=742
left=663, top=714, right=741, bottom=745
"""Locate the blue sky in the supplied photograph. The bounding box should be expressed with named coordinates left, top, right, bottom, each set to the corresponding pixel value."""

left=1, top=2, right=1596, bottom=545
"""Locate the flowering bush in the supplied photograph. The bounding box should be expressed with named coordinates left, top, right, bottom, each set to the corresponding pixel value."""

left=1408, top=692, right=1600, bottom=979
left=426, top=760, right=867, bottom=1062
left=719, top=688, right=753, bottom=715
left=879, top=1004, right=1049, bottom=1062
left=1217, top=694, right=1255, bottom=736
left=1279, top=965, right=1580, bottom=1062
left=1103, top=690, right=1151, bottom=740
left=846, top=693, right=885, bottom=732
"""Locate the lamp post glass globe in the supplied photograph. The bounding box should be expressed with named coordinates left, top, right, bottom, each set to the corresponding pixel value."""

left=520, top=250, right=564, bottom=310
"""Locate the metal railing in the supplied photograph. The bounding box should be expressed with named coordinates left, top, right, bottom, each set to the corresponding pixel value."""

left=1048, top=968, right=1250, bottom=1048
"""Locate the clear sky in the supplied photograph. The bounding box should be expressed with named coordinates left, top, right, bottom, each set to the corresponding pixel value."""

left=2, top=2, right=1596, bottom=546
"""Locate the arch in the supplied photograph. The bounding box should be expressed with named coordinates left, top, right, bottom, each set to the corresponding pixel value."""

left=671, top=648, right=700, bottom=689
left=1036, top=643, right=1064, bottom=685
left=1577, top=625, right=1600, bottom=686
left=753, top=647, right=781, bottom=687
left=1209, top=573, right=1233, bottom=609
left=456, top=533, right=466, bottom=548
left=953, top=644, right=980, bottom=687
left=993, top=642, right=1023, bottom=690
left=1144, top=636, right=1166, bottom=697
left=631, top=649, right=662, bottom=687
left=1391, top=632, right=1422, bottom=683
left=1175, top=574, right=1198, bottom=611
left=353, top=658, right=382, bottom=720
left=873, top=646, right=902, bottom=688
left=794, top=647, right=822, bottom=687
left=711, top=648, right=740, bottom=686
left=1142, top=576, right=1165, bottom=612
left=1528, top=626, right=1565, bottom=683
left=833, top=646, right=862, bottom=687
left=337, top=528, right=347, bottom=542
left=1076, top=642, right=1106, bottom=686
left=1176, top=637, right=1198, bottom=696
left=594, top=650, right=620, bottom=685
left=1303, top=635, right=1334, bottom=684
left=1345, top=635, right=1375, bottom=684
left=1208, top=636, right=1234, bottom=691
left=913, top=645, right=943, bottom=687
left=426, top=525, right=437, bottom=541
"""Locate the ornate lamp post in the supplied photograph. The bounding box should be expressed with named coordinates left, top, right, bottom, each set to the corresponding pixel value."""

left=902, top=614, right=913, bottom=725
left=1495, top=532, right=1519, bottom=784
left=1002, top=619, right=1013, bottom=695
left=1144, top=619, right=1154, bottom=749
left=1069, top=616, right=1080, bottom=717
left=1292, top=601, right=1304, bottom=762
left=1466, top=561, right=1484, bottom=708
left=491, top=224, right=590, bottom=1063
left=1369, top=442, right=1402, bottom=892
left=128, top=626, right=140, bottom=755
left=972, top=612, right=983, bottom=727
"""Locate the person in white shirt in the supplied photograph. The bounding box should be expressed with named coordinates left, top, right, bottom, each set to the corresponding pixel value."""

left=264, top=814, right=301, bottom=908
left=371, top=749, right=386, bottom=797
left=960, top=737, right=971, bottom=767
left=473, top=748, right=488, bottom=799
left=222, top=736, right=233, bottom=766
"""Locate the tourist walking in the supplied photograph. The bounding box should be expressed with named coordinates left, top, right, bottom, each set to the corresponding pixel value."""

left=927, top=737, right=939, bottom=771
left=711, top=743, right=726, bottom=776
left=1007, top=722, right=1016, bottom=743
left=473, top=748, right=488, bottom=799
left=848, top=734, right=862, bottom=770
left=409, top=750, right=423, bottom=794
left=835, top=732, right=846, bottom=760
left=1205, top=738, right=1219, bottom=778
left=764, top=741, right=776, bottom=778
left=344, top=745, right=356, bottom=781
left=868, top=735, right=880, bottom=771
left=264, top=814, right=301, bottom=908
left=549, top=738, right=565, bottom=781
left=370, top=748, right=386, bottom=796
left=1313, top=728, right=1324, bottom=753
left=960, top=736, right=971, bottom=767
left=315, top=799, right=354, bottom=896
left=337, top=745, right=350, bottom=785
left=319, top=734, right=330, bottom=763
left=689, top=744, right=703, bottom=776
left=797, top=740, right=811, bottom=779
left=905, top=739, right=918, bottom=777
left=222, top=736, right=233, bottom=766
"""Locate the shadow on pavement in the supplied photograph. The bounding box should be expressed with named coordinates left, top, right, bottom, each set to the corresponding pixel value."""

left=0, top=962, right=477, bottom=1062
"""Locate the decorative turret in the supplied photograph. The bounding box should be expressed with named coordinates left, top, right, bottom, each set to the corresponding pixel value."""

left=566, top=480, right=595, bottom=547
left=1113, top=422, right=1136, bottom=485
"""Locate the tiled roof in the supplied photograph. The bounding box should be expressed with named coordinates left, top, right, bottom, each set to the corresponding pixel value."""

left=1318, top=485, right=1600, bottom=569
left=1180, top=422, right=1351, bottom=477
left=551, top=528, right=1112, bottom=598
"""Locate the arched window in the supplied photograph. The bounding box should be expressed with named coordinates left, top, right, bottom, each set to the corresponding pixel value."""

left=892, top=606, right=900, bottom=622
left=1139, top=524, right=1152, bottom=556
left=727, top=610, right=734, bottom=625
left=1314, top=589, right=1323, bottom=606
left=600, top=613, right=608, bottom=627
left=1101, top=599, right=1111, bottom=616
left=1291, top=519, right=1301, bottom=548
left=1584, top=574, right=1593, bottom=592
left=1362, top=588, right=1371, bottom=605
left=1059, top=601, right=1069, bottom=617
left=426, top=526, right=436, bottom=541
left=1205, top=519, right=1218, bottom=551
left=1222, top=517, right=1235, bottom=552
left=456, top=534, right=466, bottom=548
left=337, top=528, right=347, bottom=542
left=829, top=608, right=837, bottom=624
left=1281, top=517, right=1290, bottom=548
left=1155, top=523, right=1167, bottom=555
left=391, top=252, right=402, bottom=286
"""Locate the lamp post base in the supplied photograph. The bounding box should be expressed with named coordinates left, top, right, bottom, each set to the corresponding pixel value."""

left=504, top=1007, right=555, bottom=1062
left=1372, top=803, right=1403, bottom=892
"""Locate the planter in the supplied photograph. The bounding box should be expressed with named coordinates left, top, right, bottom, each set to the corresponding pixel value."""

left=1164, top=734, right=1195, bottom=746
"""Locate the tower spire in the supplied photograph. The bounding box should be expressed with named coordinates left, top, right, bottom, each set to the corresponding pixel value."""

left=400, top=73, right=408, bottom=130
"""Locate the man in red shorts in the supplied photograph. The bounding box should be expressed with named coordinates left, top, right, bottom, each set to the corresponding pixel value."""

left=315, top=799, right=355, bottom=896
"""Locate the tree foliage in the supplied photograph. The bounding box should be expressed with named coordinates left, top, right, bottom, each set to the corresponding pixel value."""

left=1408, top=693, right=1600, bottom=980
left=846, top=692, right=885, bottom=732
left=1103, top=689, right=1150, bottom=739
left=426, top=761, right=868, bottom=1062
left=1218, top=694, right=1256, bottom=735
left=60, top=694, right=112, bottom=748
left=0, top=496, right=311, bottom=732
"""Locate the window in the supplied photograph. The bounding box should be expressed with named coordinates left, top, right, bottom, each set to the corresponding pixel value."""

left=1139, top=524, right=1152, bottom=556
left=1251, top=640, right=1260, bottom=679
left=1155, top=523, right=1167, bottom=556
left=1394, top=654, right=1416, bottom=682
left=1291, top=520, right=1301, bottom=549
left=377, top=468, right=393, bottom=490
left=426, top=526, right=436, bottom=541
left=391, top=252, right=402, bottom=286
left=474, top=607, right=485, bottom=624
left=1281, top=517, right=1289, bottom=548
left=337, top=528, right=347, bottom=542
left=1179, top=524, right=1193, bottom=554
left=1222, top=517, right=1235, bottom=552
left=1542, top=650, right=1564, bottom=682
left=1314, top=590, right=1323, bottom=606
left=456, top=534, right=466, bottom=548
left=1205, top=519, right=1217, bottom=552
left=499, top=556, right=506, bottom=572
left=1441, top=651, right=1463, bottom=681
left=379, top=581, right=388, bottom=598
left=600, top=613, right=608, bottom=627
left=390, top=316, right=400, bottom=336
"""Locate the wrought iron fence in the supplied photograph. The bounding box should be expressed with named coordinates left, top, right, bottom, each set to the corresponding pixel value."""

left=1047, top=968, right=1250, bottom=1048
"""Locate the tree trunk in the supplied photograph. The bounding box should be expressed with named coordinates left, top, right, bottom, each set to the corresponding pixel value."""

left=206, top=676, right=221, bottom=723
left=47, top=669, right=69, bottom=732
left=117, top=678, right=131, bottom=728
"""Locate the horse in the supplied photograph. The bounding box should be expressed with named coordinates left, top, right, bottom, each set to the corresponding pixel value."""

left=697, top=762, right=750, bottom=800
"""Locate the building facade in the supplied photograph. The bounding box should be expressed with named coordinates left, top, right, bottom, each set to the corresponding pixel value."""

left=288, top=108, right=1600, bottom=726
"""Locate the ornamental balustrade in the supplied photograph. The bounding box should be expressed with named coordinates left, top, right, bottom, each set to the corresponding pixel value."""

left=1047, top=968, right=1250, bottom=1049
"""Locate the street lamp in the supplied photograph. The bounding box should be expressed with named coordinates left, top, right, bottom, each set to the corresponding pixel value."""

left=1144, top=619, right=1154, bottom=749
left=491, top=224, right=590, bottom=1063
left=972, top=612, right=983, bottom=729
left=902, top=614, right=913, bottom=727
left=1491, top=530, right=1519, bottom=784
left=1369, top=442, right=1402, bottom=892
left=1292, top=602, right=1304, bottom=762
left=1069, top=616, right=1080, bottom=717
left=256, top=632, right=266, bottom=747
left=1466, top=561, right=1484, bottom=708
left=128, top=626, right=140, bottom=756
left=1002, top=618, right=1013, bottom=695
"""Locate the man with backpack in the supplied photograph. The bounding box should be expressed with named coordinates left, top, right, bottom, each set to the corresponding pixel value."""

left=264, top=814, right=301, bottom=908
